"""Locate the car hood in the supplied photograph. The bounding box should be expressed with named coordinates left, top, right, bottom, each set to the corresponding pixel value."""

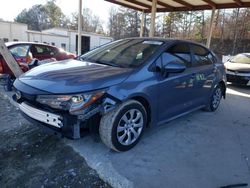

left=17, top=59, right=133, bottom=94
left=225, top=62, right=250, bottom=72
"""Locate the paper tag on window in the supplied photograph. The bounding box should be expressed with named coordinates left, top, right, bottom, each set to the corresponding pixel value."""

left=143, top=41, right=163, bottom=45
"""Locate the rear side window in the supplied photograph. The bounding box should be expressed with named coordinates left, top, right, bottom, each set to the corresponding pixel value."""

left=160, top=43, right=191, bottom=68
left=230, top=54, right=250, bottom=64
left=31, top=45, right=58, bottom=56
left=191, top=45, right=214, bottom=67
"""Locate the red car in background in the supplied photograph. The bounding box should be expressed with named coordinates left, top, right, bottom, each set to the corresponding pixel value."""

left=0, top=42, right=76, bottom=77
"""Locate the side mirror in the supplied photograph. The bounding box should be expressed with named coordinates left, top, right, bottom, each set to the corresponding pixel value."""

left=163, top=61, right=186, bottom=73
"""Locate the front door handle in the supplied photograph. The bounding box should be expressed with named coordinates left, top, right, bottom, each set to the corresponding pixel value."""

left=190, top=73, right=196, bottom=79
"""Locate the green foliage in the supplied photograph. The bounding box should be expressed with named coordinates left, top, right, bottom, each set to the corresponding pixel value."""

left=15, top=0, right=65, bottom=31
left=68, top=8, right=104, bottom=34
left=14, top=1, right=104, bottom=34
left=108, top=7, right=141, bottom=40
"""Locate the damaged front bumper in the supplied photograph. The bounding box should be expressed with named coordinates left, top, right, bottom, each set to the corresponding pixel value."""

left=15, top=94, right=119, bottom=139
left=19, top=102, right=63, bottom=128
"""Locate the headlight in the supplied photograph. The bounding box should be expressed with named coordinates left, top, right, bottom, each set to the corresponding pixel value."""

left=36, top=95, right=72, bottom=109
left=36, top=91, right=105, bottom=113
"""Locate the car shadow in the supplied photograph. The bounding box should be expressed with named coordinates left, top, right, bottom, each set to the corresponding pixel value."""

left=227, top=83, right=250, bottom=96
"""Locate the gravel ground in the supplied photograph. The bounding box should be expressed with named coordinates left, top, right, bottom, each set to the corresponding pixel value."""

left=0, top=93, right=110, bottom=188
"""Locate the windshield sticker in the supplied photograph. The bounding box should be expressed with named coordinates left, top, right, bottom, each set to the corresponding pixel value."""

left=143, top=41, right=163, bottom=45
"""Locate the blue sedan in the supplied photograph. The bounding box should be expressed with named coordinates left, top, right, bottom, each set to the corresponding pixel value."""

left=13, top=38, right=227, bottom=151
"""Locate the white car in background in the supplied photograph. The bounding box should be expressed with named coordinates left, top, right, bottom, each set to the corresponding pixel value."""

left=224, top=53, right=250, bottom=85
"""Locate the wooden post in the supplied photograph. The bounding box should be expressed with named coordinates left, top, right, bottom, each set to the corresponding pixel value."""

left=140, top=11, right=145, bottom=37
left=206, top=8, right=216, bottom=48
left=149, top=0, right=157, bottom=37
left=0, top=39, right=23, bottom=77
left=77, top=0, right=82, bottom=56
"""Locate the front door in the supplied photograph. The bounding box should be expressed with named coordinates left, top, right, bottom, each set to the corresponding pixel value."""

left=156, top=43, right=197, bottom=123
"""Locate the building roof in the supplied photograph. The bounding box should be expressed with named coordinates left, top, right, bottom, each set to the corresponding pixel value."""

left=0, top=20, right=27, bottom=26
left=43, top=27, right=113, bottom=39
left=105, top=0, right=250, bottom=12
left=26, top=30, right=68, bottom=38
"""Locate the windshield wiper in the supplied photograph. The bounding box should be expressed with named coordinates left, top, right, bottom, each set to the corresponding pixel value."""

left=79, top=57, right=124, bottom=68
left=94, top=60, right=120, bottom=67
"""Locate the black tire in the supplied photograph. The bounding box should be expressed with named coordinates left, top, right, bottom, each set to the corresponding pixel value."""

left=99, top=100, right=147, bottom=152
left=204, top=84, right=223, bottom=112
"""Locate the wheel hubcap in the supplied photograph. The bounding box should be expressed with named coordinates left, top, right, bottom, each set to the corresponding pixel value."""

left=117, top=109, right=144, bottom=146
left=212, top=87, right=222, bottom=109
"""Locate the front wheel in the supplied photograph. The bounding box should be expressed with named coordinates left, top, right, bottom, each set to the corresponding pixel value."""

left=204, top=85, right=223, bottom=112
left=99, top=100, right=147, bottom=152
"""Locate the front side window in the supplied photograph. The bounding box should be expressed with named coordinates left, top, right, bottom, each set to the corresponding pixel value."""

left=159, top=43, right=191, bottom=68
left=80, top=39, right=164, bottom=68
left=9, top=45, right=30, bottom=58
left=191, top=45, right=214, bottom=67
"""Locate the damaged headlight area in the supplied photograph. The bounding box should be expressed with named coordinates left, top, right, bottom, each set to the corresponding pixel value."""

left=36, top=91, right=105, bottom=114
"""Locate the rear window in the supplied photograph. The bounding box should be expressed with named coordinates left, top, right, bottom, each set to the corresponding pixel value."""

left=9, top=45, right=30, bottom=58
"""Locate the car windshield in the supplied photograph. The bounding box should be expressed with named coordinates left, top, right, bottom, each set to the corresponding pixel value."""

left=79, top=39, right=163, bottom=68
left=230, top=54, right=250, bottom=64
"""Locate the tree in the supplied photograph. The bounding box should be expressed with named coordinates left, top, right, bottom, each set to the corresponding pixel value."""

left=108, top=7, right=127, bottom=39
left=65, top=8, right=104, bottom=34
left=108, top=7, right=142, bottom=39
left=43, top=0, right=65, bottom=29
left=162, top=12, right=182, bottom=38
left=15, top=0, right=65, bottom=31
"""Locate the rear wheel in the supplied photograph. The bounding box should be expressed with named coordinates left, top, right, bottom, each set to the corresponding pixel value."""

left=99, top=100, right=147, bottom=152
left=204, top=85, right=223, bottom=112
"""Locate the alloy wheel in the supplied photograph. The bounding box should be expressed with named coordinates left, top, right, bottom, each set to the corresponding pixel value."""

left=117, top=109, right=144, bottom=146
left=212, top=87, right=222, bottom=109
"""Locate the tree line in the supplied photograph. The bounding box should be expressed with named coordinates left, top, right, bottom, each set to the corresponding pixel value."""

left=8, top=0, right=250, bottom=55
left=107, top=7, right=250, bottom=55
left=14, top=0, right=104, bottom=34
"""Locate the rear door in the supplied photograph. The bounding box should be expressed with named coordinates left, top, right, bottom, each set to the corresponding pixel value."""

left=189, top=44, right=216, bottom=106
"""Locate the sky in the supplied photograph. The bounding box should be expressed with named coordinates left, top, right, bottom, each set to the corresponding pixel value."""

left=0, top=0, right=116, bottom=28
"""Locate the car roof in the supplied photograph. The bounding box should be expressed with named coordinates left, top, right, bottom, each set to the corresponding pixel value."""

left=124, top=37, right=207, bottom=47
left=5, top=41, right=56, bottom=48
left=237, top=53, right=250, bottom=56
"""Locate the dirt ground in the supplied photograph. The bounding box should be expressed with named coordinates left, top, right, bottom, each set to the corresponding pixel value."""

left=0, top=93, right=110, bottom=188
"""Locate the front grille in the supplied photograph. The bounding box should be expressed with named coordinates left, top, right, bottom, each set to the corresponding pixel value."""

left=227, top=69, right=250, bottom=73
